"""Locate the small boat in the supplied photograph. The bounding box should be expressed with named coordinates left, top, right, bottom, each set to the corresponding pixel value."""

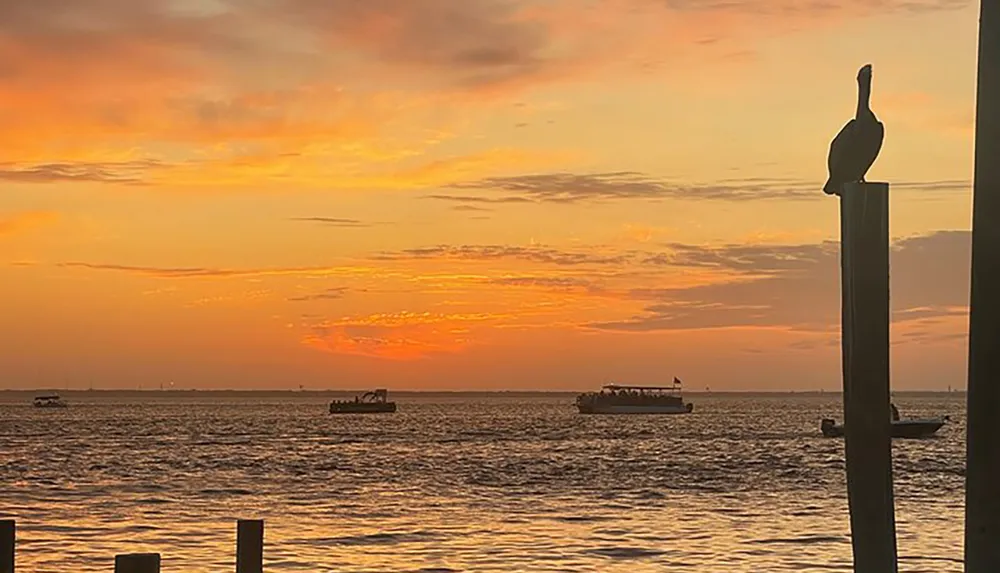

left=820, top=416, right=950, bottom=439
left=329, top=389, right=396, bottom=414
left=33, top=394, right=68, bottom=408
left=576, top=378, right=694, bottom=415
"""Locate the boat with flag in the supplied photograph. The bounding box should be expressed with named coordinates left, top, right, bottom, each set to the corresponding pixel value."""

left=576, top=377, right=694, bottom=415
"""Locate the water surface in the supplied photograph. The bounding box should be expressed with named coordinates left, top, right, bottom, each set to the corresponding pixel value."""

left=0, top=392, right=966, bottom=572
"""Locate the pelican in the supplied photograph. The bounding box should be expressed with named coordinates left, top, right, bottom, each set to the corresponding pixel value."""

left=823, top=64, right=884, bottom=196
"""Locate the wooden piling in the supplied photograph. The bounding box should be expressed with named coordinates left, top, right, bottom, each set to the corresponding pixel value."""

left=236, top=519, right=264, bottom=573
left=839, top=181, right=897, bottom=573
left=0, top=520, right=13, bottom=573
left=114, top=553, right=160, bottom=573
left=965, top=1, right=1000, bottom=571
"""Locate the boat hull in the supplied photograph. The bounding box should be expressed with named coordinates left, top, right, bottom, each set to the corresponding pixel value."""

left=578, top=403, right=693, bottom=415
left=820, top=417, right=947, bottom=439
left=329, top=402, right=397, bottom=414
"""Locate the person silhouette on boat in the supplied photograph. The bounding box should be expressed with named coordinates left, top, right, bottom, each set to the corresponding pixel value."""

left=890, top=402, right=900, bottom=422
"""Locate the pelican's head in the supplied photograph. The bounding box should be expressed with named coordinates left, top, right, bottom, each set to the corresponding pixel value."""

left=857, top=63, right=873, bottom=82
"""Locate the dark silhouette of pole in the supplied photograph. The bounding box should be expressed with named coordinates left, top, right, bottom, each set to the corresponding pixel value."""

left=236, top=519, right=263, bottom=573
left=114, top=553, right=160, bottom=573
left=965, top=2, right=1000, bottom=571
left=0, top=520, right=12, bottom=573
left=840, top=182, right=898, bottom=572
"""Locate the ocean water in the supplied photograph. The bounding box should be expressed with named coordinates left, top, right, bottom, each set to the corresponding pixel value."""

left=0, top=392, right=966, bottom=572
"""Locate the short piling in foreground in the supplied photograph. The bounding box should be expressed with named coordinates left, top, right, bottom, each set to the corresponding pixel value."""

left=114, top=553, right=160, bottom=573
left=839, top=181, right=897, bottom=573
left=236, top=519, right=264, bottom=573
left=0, top=520, right=13, bottom=573
left=965, top=1, right=1000, bottom=571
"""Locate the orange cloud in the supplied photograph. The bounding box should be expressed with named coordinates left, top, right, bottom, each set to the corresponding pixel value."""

left=0, top=0, right=970, bottom=186
left=302, top=329, right=471, bottom=361
left=299, top=311, right=499, bottom=360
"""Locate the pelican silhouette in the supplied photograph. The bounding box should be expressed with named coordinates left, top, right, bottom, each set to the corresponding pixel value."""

left=823, top=64, right=884, bottom=196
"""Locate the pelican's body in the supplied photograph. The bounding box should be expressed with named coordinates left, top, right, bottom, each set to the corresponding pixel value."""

left=824, top=64, right=884, bottom=196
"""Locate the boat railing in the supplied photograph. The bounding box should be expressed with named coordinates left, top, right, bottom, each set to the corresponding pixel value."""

left=330, top=389, right=391, bottom=405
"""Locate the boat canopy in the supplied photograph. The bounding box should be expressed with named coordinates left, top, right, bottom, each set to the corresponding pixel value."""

left=603, top=378, right=682, bottom=392
left=358, top=389, right=390, bottom=403
left=603, top=385, right=679, bottom=391
left=34, top=394, right=61, bottom=400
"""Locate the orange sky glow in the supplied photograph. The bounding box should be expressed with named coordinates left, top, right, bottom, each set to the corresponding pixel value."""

left=0, top=0, right=981, bottom=390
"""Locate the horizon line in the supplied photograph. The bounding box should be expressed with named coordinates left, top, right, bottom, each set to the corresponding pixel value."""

left=0, top=388, right=967, bottom=394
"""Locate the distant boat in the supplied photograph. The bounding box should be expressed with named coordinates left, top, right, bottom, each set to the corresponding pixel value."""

left=329, top=389, right=396, bottom=414
left=576, top=378, right=694, bottom=415
left=821, top=414, right=949, bottom=439
left=33, top=394, right=68, bottom=408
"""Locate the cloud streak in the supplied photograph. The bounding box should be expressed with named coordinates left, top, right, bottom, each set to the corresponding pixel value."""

left=374, top=244, right=632, bottom=266
left=57, top=262, right=364, bottom=279
left=289, top=217, right=373, bottom=227
left=288, top=287, right=351, bottom=301
left=0, top=161, right=161, bottom=184
left=436, top=173, right=971, bottom=204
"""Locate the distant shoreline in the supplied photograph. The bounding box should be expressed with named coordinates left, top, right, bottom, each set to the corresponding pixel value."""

left=0, top=389, right=967, bottom=396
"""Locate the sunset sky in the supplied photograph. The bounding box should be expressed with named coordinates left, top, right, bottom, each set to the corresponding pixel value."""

left=0, top=0, right=981, bottom=391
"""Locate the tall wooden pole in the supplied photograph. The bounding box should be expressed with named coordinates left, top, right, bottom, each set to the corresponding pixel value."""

left=965, top=2, right=1000, bottom=571
left=840, top=182, right=898, bottom=573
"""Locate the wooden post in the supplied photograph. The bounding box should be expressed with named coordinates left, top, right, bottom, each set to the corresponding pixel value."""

left=840, top=181, right=897, bottom=573
left=965, top=1, right=1000, bottom=570
left=114, top=553, right=160, bottom=573
left=236, top=519, right=263, bottom=573
left=0, top=520, right=12, bottom=573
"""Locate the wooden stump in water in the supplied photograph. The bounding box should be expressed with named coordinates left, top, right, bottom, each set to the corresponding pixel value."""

left=114, top=553, right=160, bottom=573
left=236, top=519, right=264, bottom=573
left=0, top=520, right=13, bottom=573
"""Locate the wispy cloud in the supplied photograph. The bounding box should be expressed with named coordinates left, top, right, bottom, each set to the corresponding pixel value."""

left=288, top=287, right=351, bottom=301
left=289, top=217, right=373, bottom=227
left=486, top=276, right=598, bottom=289
left=0, top=161, right=160, bottom=184
left=451, top=204, right=494, bottom=212
left=445, top=172, right=816, bottom=202
left=57, top=262, right=366, bottom=279
left=435, top=173, right=971, bottom=204
left=374, top=244, right=632, bottom=266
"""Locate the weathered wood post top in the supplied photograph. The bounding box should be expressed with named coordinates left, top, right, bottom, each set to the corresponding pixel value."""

left=236, top=519, right=264, bottom=573
left=114, top=553, right=161, bottom=573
